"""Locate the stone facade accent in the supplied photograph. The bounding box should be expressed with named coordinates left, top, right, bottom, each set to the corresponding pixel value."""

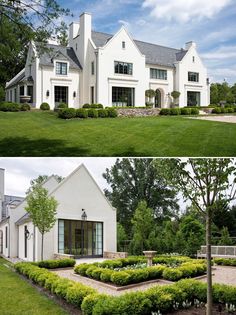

left=54, top=253, right=74, bottom=260
left=117, top=108, right=160, bottom=117
left=103, top=251, right=128, bottom=259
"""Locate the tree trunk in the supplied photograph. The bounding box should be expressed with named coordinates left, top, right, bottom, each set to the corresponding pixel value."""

left=41, top=233, right=44, bottom=261
left=206, top=210, right=212, bottom=315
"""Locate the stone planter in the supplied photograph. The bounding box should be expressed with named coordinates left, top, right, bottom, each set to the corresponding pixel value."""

left=143, top=251, right=157, bottom=266
left=20, top=95, right=31, bottom=103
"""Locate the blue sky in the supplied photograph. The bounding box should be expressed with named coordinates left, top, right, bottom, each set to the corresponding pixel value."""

left=58, top=0, right=236, bottom=84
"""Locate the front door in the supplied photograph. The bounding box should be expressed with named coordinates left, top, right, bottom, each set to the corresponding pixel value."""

left=54, top=86, right=68, bottom=107
left=0, top=230, right=3, bottom=254
left=155, top=89, right=161, bottom=108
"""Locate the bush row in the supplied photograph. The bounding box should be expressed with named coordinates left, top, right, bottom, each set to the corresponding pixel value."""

left=212, top=107, right=236, bottom=114
left=74, top=261, right=206, bottom=285
left=15, top=262, right=95, bottom=309
left=82, top=103, right=104, bottom=109
left=58, top=108, right=117, bottom=119
left=0, top=102, right=31, bottom=112
left=160, top=108, right=199, bottom=116
left=36, top=258, right=76, bottom=269
left=214, top=258, right=236, bottom=266
left=81, top=279, right=236, bottom=315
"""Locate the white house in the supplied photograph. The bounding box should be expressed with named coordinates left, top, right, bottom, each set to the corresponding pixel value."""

left=5, top=12, right=210, bottom=109
left=0, top=165, right=117, bottom=262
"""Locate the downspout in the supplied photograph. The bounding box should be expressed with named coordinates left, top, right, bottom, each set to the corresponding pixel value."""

left=95, top=50, right=99, bottom=103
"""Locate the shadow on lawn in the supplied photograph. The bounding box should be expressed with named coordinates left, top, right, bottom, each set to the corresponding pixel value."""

left=0, top=137, right=89, bottom=157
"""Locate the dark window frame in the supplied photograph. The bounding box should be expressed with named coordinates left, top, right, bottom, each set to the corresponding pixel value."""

left=114, top=61, right=133, bottom=75
left=56, top=62, right=68, bottom=75
left=188, top=71, right=199, bottom=82
left=150, top=68, right=167, bottom=80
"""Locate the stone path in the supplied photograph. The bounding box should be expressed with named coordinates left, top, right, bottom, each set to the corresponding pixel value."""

left=52, top=269, right=169, bottom=296
left=188, top=115, right=236, bottom=124
left=199, top=265, right=236, bottom=286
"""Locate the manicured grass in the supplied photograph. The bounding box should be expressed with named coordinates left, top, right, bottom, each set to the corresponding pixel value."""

left=0, top=111, right=236, bottom=156
left=0, top=258, right=69, bottom=315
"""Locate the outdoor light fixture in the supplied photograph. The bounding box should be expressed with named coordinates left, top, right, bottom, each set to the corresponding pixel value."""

left=73, top=91, right=76, bottom=98
left=81, top=208, right=87, bottom=221
left=46, top=90, right=50, bottom=97
left=24, top=227, right=30, bottom=240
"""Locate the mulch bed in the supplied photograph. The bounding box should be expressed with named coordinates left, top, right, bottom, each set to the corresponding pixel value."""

left=166, top=304, right=228, bottom=315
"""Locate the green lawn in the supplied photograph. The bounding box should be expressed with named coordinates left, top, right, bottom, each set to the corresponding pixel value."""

left=0, top=111, right=236, bottom=156
left=0, top=258, right=69, bottom=315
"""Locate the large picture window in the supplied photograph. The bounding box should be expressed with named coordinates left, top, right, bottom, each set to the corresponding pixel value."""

left=54, top=86, right=68, bottom=105
left=114, top=61, right=133, bottom=75
left=187, top=91, right=201, bottom=106
left=56, top=62, right=68, bottom=75
left=112, top=87, right=135, bottom=107
left=58, top=219, right=103, bottom=257
left=188, top=72, right=199, bottom=82
left=150, top=68, right=167, bottom=80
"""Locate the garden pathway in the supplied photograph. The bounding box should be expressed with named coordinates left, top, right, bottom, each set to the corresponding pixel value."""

left=199, top=265, right=236, bottom=286
left=188, top=115, right=236, bottom=124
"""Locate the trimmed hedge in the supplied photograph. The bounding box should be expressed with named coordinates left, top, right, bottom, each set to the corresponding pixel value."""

left=40, top=102, right=50, bottom=110
left=87, top=109, right=98, bottom=118
left=212, top=107, right=236, bottom=114
left=160, top=108, right=199, bottom=116
left=37, top=258, right=76, bottom=269
left=57, top=102, right=68, bottom=109
left=15, top=262, right=96, bottom=310
left=0, top=102, right=21, bottom=112
left=214, top=258, right=236, bottom=266
left=82, top=104, right=104, bottom=109
left=21, top=103, right=31, bottom=111
left=81, top=279, right=236, bottom=315
left=76, top=108, right=88, bottom=118
left=58, top=108, right=76, bottom=119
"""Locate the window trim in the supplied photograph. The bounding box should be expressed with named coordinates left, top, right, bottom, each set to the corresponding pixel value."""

left=55, top=61, right=68, bottom=76
left=114, top=61, right=133, bottom=75
left=150, top=68, right=167, bottom=80
left=188, top=71, right=199, bottom=82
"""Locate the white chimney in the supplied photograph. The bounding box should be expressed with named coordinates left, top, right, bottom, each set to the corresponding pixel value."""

left=185, top=41, right=196, bottom=50
left=69, top=22, right=80, bottom=47
left=79, top=12, right=92, bottom=66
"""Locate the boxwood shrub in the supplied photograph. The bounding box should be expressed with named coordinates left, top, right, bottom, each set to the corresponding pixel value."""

left=81, top=294, right=108, bottom=315
left=88, top=108, right=98, bottom=118
left=0, top=102, right=21, bottom=112
left=190, top=108, right=199, bottom=115
left=58, top=108, right=76, bottom=119
left=65, top=283, right=95, bottom=308
left=170, top=108, right=180, bottom=115
left=100, top=269, right=114, bottom=282
left=180, top=108, right=191, bottom=115
left=76, top=108, right=88, bottom=118
left=110, top=271, right=131, bottom=285
left=160, top=108, right=170, bottom=115
left=214, top=258, right=236, bottom=266
left=37, top=258, right=76, bottom=269
left=40, top=102, right=50, bottom=110
left=57, top=102, right=68, bottom=109
left=21, top=103, right=31, bottom=111
left=162, top=268, right=183, bottom=281
left=107, top=108, right=118, bottom=117
left=98, top=109, right=108, bottom=118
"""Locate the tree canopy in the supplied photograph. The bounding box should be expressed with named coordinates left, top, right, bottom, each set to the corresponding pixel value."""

left=103, top=158, right=179, bottom=234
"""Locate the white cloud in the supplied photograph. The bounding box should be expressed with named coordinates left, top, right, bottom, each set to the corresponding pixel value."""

left=143, top=0, right=232, bottom=22
left=202, top=45, right=236, bottom=60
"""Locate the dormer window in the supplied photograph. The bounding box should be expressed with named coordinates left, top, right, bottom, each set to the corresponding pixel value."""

left=122, top=41, right=126, bottom=49
left=56, top=62, right=67, bottom=75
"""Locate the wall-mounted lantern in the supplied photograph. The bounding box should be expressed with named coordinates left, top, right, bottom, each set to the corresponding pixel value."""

left=73, top=91, right=76, bottom=98
left=81, top=208, right=87, bottom=221
left=46, top=90, right=50, bottom=97
left=24, top=227, right=31, bottom=240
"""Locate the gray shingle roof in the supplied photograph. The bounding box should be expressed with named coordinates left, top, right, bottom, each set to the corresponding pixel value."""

left=39, top=44, right=82, bottom=70
left=6, top=70, right=25, bottom=89
left=1, top=195, right=24, bottom=221
left=15, top=212, right=30, bottom=226
left=91, top=31, right=187, bottom=67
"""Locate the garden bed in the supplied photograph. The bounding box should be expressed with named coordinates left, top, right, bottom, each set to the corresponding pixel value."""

left=166, top=304, right=228, bottom=315
left=74, top=256, right=207, bottom=286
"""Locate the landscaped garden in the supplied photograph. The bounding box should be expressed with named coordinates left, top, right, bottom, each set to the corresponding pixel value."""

left=0, top=110, right=236, bottom=156
left=11, top=256, right=236, bottom=315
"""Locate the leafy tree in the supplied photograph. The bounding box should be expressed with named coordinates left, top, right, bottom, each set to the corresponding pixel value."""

left=26, top=174, right=64, bottom=194
left=171, top=91, right=181, bottom=106
left=130, top=201, right=155, bottom=254
left=154, top=158, right=236, bottom=315
left=210, top=83, right=219, bottom=104
left=218, top=227, right=233, bottom=245
left=26, top=185, right=58, bottom=260
left=117, top=223, right=127, bottom=252
left=103, top=158, right=179, bottom=234
left=0, top=0, right=70, bottom=89
left=212, top=200, right=236, bottom=236
left=231, top=83, right=236, bottom=102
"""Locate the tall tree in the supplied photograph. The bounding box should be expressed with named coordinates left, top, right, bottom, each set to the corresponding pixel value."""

left=26, top=174, right=64, bottom=194
left=154, top=158, right=236, bottom=315
left=0, top=0, right=70, bottom=90
left=26, top=185, right=58, bottom=260
left=103, top=158, right=179, bottom=234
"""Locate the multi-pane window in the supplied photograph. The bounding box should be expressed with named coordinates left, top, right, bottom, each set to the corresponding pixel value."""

left=114, top=61, right=133, bottom=75
left=188, top=72, right=199, bottom=82
left=112, top=87, right=135, bottom=107
left=122, top=41, right=126, bottom=49
left=91, top=61, right=95, bottom=75
left=56, top=62, right=68, bottom=75
left=27, top=86, right=33, bottom=103
left=54, top=86, right=68, bottom=104
left=150, top=68, right=167, bottom=80
left=20, top=86, right=24, bottom=96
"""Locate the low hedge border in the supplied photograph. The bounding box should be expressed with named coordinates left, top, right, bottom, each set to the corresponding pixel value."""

left=0, top=102, right=31, bottom=112
left=74, top=257, right=207, bottom=285
left=36, top=258, right=76, bottom=269
left=160, top=108, right=199, bottom=116
left=81, top=279, right=236, bottom=315
left=15, top=262, right=96, bottom=309
left=212, top=107, right=236, bottom=114
left=58, top=108, right=117, bottom=119
left=214, top=258, right=236, bottom=266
